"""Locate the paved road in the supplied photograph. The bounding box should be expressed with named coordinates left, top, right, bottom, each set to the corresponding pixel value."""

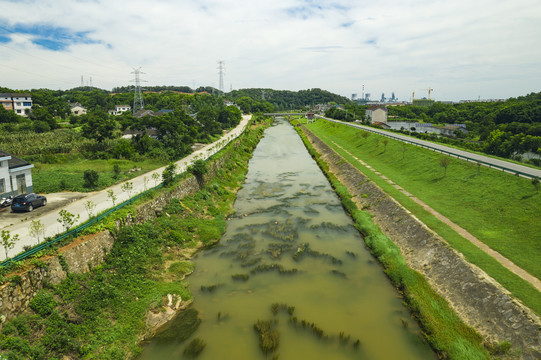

left=1, top=115, right=251, bottom=261
left=320, top=116, right=541, bottom=179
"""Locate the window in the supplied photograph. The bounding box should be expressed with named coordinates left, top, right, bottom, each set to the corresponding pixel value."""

left=16, top=110, right=22, bottom=113
left=0, top=179, right=4, bottom=193
left=23, top=102, right=32, bottom=107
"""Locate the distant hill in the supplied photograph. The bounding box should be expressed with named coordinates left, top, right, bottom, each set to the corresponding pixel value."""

left=227, top=88, right=352, bottom=111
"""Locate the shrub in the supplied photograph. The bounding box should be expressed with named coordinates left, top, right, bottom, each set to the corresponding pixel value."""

left=29, top=291, right=57, bottom=317
left=83, top=169, right=99, bottom=188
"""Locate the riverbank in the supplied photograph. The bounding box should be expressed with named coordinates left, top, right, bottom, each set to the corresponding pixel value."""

left=0, top=118, right=271, bottom=359
left=296, top=123, right=541, bottom=359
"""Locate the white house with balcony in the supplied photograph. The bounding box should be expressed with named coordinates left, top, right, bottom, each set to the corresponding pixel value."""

left=11, top=94, right=32, bottom=117
left=0, top=93, right=32, bottom=117
left=109, top=104, right=131, bottom=116
left=0, top=151, right=34, bottom=198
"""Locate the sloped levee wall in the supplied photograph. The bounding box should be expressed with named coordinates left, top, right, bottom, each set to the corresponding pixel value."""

left=0, top=155, right=229, bottom=324
left=301, top=126, right=541, bottom=359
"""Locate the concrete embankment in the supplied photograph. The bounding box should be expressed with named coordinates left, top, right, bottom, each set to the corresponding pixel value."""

left=301, top=125, right=541, bottom=359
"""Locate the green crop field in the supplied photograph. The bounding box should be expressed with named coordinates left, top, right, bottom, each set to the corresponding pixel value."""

left=32, top=155, right=168, bottom=193
left=305, top=119, right=541, bottom=314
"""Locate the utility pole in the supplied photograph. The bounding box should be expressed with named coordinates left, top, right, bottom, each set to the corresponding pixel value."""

left=217, top=60, right=225, bottom=93
left=131, top=67, right=147, bottom=115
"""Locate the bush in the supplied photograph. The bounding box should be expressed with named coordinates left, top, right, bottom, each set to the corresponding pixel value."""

left=29, top=291, right=57, bottom=317
left=83, top=169, right=99, bottom=188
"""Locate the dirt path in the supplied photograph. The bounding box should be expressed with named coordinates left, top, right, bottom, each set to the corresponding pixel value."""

left=330, top=140, right=541, bottom=293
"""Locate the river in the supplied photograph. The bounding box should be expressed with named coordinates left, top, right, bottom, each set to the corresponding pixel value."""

left=138, top=118, right=436, bottom=359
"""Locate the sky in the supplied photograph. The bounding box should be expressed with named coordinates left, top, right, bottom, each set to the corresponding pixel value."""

left=0, top=0, right=540, bottom=102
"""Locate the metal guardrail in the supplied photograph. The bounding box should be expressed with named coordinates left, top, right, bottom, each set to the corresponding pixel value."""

left=0, top=183, right=164, bottom=268
left=320, top=117, right=539, bottom=179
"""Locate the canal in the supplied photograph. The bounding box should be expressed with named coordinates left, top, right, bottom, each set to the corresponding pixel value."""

left=138, top=118, right=435, bottom=359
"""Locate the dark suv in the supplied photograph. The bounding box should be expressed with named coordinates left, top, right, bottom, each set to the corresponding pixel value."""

left=11, top=193, right=47, bottom=212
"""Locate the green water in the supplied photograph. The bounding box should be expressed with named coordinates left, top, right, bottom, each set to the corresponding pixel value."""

left=138, top=119, right=436, bottom=360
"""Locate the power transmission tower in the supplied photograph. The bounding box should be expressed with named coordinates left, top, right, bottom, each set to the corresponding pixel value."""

left=80, top=75, right=84, bottom=87
left=217, top=61, right=225, bottom=93
left=89, top=76, right=93, bottom=88
left=131, top=67, right=147, bottom=115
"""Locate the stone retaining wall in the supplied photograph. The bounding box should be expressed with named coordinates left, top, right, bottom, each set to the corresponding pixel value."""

left=0, top=153, right=230, bottom=323
left=302, top=126, right=541, bottom=359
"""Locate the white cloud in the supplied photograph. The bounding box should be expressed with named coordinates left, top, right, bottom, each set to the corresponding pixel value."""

left=0, top=0, right=539, bottom=100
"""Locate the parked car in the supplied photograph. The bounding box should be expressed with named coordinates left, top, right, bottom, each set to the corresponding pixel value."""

left=11, top=193, right=47, bottom=212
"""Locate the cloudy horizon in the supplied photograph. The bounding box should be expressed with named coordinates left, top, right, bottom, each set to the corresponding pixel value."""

left=0, top=0, right=540, bottom=102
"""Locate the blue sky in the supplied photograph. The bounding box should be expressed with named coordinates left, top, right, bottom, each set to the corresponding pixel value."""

left=0, top=0, right=539, bottom=101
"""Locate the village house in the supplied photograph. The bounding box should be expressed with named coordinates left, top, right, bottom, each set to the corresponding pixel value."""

left=0, top=93, right=32, bottom=117
left=108, top=104, right=131, bottom=116
left=0, top=150, right=34, bottom=197
left=69, top=102, right=87, bottom=116
left=365, top=105, right=388, bottom=124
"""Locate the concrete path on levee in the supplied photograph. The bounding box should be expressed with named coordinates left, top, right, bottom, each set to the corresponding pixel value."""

left=328, top=139, right=541, bottom=293
left=0, top=115, right=252, bottom=261
left=321, top=116, right=541, bottom=180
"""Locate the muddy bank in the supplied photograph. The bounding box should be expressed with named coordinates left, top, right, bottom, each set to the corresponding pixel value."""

left=300, top=125, right=541, bottom=359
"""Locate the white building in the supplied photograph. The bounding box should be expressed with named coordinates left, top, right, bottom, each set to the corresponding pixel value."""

left=366, top=106, right=388, bottom=124
left=0, top=93, right=32, bottom=117
left=0, top=151, right=34, bottom=197
left=109, top=104, right=131, bottom=115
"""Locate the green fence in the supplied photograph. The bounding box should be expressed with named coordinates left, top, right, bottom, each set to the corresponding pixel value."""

left=1, top=183, right=164, bottom=267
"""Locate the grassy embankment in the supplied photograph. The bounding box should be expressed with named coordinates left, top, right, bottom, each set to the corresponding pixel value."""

left=294, top=122, right=492, bottom=359
left=304, top=119, right=541, bottom=316
left=0, top=119, right=270, bottom=359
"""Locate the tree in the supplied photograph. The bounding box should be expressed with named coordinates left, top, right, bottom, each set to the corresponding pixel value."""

left=152, top=172, right=161, bottom=187
left=189, top=159, right=208, bottom=186
left=107, top=189, right=117, bottom=206
left=113, top=164, right=122, bottom=179
left=162, top=163, right=177, bottom=186
left=81, top=110, right=116, bottom=142
left=143, top=176, right=149, bottom=191
left=401, top=144, right=407, bottom=160
left=439, top=156, right=451, bottom=176
left=121, top=181, right=134, bottom=199
left=57, top=210, right=80, bottom=232
left=83, top=169, right=99, bottom=188
left=84, top=200, right=96, bottom=218
left=29, top=220, right=45, bottom=244
left=383, top=138, right=389, bottom=152
left=1, top=230, right=19, bottom=259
